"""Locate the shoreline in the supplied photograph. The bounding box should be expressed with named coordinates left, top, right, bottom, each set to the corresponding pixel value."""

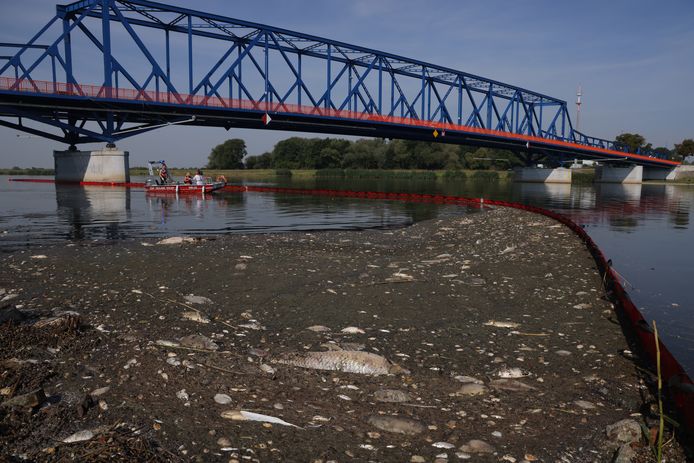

left=1, top=206, right=689, bottom=461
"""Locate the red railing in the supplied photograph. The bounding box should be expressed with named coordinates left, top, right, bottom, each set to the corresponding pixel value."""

left=0, top=76, right=680, bottom=167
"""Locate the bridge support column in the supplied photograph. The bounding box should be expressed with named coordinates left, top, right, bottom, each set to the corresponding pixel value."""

left=513, top=167, right=572, bottom=183
left=643, top=165, right=694, bottom=182
left=54, top=145, right=130, bottom=183
left=595, top=165, right=642, bottom=184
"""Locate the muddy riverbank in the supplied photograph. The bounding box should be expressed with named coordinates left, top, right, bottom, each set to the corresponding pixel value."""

left=0, top=207, right=688, bottom=462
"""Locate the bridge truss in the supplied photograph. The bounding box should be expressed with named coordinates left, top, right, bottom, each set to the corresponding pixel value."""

left=0, top=0, right=677, bottom=167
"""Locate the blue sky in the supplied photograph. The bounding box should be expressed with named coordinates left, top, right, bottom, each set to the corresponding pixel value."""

left=1, top=0, right=693, bottom=167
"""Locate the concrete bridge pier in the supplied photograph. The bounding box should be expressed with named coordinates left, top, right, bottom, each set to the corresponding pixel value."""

left=513, top=167, right=572, bottom=183
left=594, top=165, right=643, bottom=184
left=54, top=145, right=130, bottom=183
left=643, top=165, right=694, bottom=182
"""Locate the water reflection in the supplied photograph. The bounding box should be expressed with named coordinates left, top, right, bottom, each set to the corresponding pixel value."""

left=143, top=192, right=247, bottom=233
left=665, top=185, right=691, bottom=229
left=513, top=182, right=573, bottom=205
left=56, top=185, right=131, bottom=240
left=596, top=183, right=643, bottom=202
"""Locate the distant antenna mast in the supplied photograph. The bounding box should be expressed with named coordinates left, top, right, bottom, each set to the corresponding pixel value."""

left=576, top=85, right=582, bottom=131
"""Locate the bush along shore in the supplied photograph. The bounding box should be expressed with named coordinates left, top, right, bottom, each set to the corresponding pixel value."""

left=0, top=206, right=689, bottom=461
left=126, top=168, right=515, bottom=182
left=0, top=167, right=54, bottom=176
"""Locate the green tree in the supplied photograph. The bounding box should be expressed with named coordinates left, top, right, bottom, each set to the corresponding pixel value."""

left=244, top=152, right=273, bottom=169
left=316, top=147, right=343, bottom=169
left=207, top=138, right=246, bottom=169
left=461, top=147, right=493, bottom=170
left=652, top=146, right=672, bottom=159
left=272, top=137, right=308, bottom=169
left=674, top=139, right=694, bottom=162
left=615, top=133, right=646, bottom=153
left=343, top=139, right=386, bottom=168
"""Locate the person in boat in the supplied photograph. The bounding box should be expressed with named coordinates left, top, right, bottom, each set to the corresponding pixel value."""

left=192, top=169, right=205, bottom=185
left=183, top=172, right=193, bottom=184
left=216, top=174, right=227, bottom=184
left=158, top=161, right=169, bottom=184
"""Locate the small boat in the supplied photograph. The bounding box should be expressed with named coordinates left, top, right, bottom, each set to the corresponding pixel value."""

left=144, top=160, right=225, bottom=195
left=144, top=181, right=225, bottom=195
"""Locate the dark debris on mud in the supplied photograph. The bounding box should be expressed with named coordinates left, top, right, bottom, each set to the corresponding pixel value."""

left=0, top=207, right=690, bottom=462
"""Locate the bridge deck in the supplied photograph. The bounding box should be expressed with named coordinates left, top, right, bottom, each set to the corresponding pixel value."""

left=0, top=76, right=679, bottom=168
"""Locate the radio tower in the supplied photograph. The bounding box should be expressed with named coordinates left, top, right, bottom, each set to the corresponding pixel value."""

left=576, top=85, right=582, bottom=131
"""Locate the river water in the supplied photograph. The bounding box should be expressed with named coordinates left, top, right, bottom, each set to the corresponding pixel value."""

left=1, top=175, right=693, bottom=376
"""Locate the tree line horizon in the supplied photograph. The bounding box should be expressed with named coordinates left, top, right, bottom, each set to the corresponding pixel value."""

left=207, top=133, right=694, bottom=170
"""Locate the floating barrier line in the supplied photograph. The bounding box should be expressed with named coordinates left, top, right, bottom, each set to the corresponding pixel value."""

left=8, top=178, right=145, bottom=187
left=7, top=178, right=694, bottom=434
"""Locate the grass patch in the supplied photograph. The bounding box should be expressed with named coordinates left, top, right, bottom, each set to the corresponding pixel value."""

left=342, top=169, right=437, bottom=180
left=315, top=169, right=346, bottom=178
left=444, top=170, right=513, bottom=181
left=0, top=167, right=54, bottom=175
left=470, top=170, right=501, bottom=180
left=443, top=170, right=467, bottom=180
left=275, top=168, right=293, bottom=177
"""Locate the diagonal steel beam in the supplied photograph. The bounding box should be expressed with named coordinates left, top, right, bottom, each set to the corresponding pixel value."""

left=268, top=33, right=319, bottom=107
left=110, top=5, right=181, bottom=97
left=10, top=6, right=96, bottom=90
left=338, top=57, right=378, bottom=111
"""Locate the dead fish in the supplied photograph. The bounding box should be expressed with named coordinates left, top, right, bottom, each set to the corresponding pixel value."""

left=341, top=326, right=365, bottom=334
left=373, top=389, right=412, bottom=403
left=489, top=379, right=537, bottom=392
left=157, top=236, right=197, bottom=245
left=90, top=386, right=110, bottom=397
left=496, top=367, right=530, bottom=378
left=33, top=311, right=81, bottom=330
left=0, top=388, right=45, bottom=409
left=183, top=294, right=212, bottom=305
left=272, top=351, right=408, bottom=376
left=367, top=415, right=425, bottom=435
left=238, top=321, right=265, bottom=330
left=221, top=410, right=301, bottom=428
left=386, top=272, right=415, bottom=282
left=455, top=383, right=487, bottom=396
left=259, top=364, right=275, bottom=375
left=179, top=334, right=219, bottom=351
left=181, top=311, right=210, bottom=323
left=63, top=430, right=95, bottom=443
left=307, top=325, right=331, bottom=332
left=155, top=340, right=180, bottom=348
left=500, top=246, right=516, bottom=255
left=454, top=375, right=483, bottom=384
left=484, top=320, right=520, bottom=329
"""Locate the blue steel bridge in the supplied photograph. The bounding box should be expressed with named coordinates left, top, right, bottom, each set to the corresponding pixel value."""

left=0, top=0, right=679, bottom=168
